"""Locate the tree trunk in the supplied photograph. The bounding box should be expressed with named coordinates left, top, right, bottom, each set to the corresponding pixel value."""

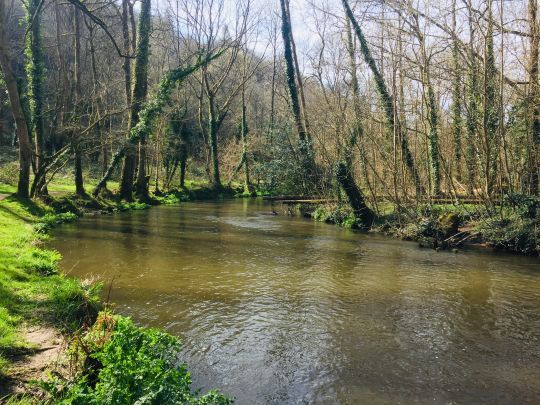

left=179, top=147, right=187, bottom=188
left=528, top=0, right=540, bottom=195
left=413, top=16, right=441, bottom=196
left=465, top=2, right=479, bottom=196
left=279, top=0, right=315, bottom=187
left=336, top=163, right=374, bottom=229
left=208, top=94, right=221, bottom=189
left=121, top=0, right=132, bottom=107
left=483, top=0, right=498, bottom=197
left=451, top=0, right=463, bottom=183
left=26, top=0, right=47, bottom=196
left=0, top=1, right=32, bottom=198
left=73, top=6, right=86, bottom=196
left=120, top=0, right=151, bottom=201
left=284, top=0, right=310, bottom=142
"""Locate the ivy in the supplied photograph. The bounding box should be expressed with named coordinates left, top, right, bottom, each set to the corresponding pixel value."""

left=93, top=50, right=225, bottom=196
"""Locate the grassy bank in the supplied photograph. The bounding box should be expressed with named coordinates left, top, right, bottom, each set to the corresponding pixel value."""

left=0, top=187, right=230, bottom=403
left=0, top=196, right=101, bottom=387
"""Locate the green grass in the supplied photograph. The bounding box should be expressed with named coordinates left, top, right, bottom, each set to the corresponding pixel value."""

left=0, top=196, right=100, bottom=378
left=0, top=177, right=120, bottom=197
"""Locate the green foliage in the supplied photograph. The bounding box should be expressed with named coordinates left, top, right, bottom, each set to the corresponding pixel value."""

left=118, top=201, right=150, bottom=211
left=43, top=313, right=231, bottom=405
left=94, top=50, right=226, bottom=195
left=477, top=193, right=539, bottom=255
left=168, top=184, right=238, bottom=201
left=504, top=193, right=539, bottom=219
left=312, top=205, right=361, bottom=228
left=34, top=212, right=78, bottom=234
left=154, top=193, right=181, bottom=205
left=0, top=162, right=19, bottom=186
left=479, top=216, right=539, bottom=255
left=257, top=130, right=321, bottom=195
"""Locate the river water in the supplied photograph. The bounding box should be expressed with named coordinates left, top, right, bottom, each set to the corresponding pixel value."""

left=50, top=199, right=540, bottom=404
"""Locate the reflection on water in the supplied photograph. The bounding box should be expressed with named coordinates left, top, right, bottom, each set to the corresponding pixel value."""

left=51, top=199, right=540, bottom=404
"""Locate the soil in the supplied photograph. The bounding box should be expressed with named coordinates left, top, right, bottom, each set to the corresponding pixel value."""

left=0, top=326, right=67, bottom=399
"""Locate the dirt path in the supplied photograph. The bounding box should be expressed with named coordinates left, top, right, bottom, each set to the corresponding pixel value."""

left=0, top=327, right=66, bottom=398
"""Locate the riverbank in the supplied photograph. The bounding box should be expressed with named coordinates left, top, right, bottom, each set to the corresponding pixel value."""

left=283, top=198, right=539, bottom=256
left=0, top=189, right=231, bottom=403
left=0, top=196, right=101, bottom=398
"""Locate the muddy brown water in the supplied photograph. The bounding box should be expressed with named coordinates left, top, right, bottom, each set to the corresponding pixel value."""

left=50, top=199, right=540, bottom=404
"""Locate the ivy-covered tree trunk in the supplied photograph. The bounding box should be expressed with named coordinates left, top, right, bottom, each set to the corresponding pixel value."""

left=207, top=93, right=221, bottom=189
left=240, top=83, right=252, bottom=193
left=26, top=0, right=47, bottom=197
left=528, top=0, right=540, bottom=196
left=279, top=0, right=316, bottom=184
left=73, top=6, right=86, bottom=196
left=465, top=6, right=479, bottom=196
left=121, top=0, right=132, bottom=107
left=0, top=1, right=32, bottom=198
left=92, top=51, right=225, bottom=197
left=134, top=0, right=152, bottom=200
left=344, top=15, right=362, bottom=170
left=341, top=0, right=423, bottom=195
left=451, top=0, right=463, bottom=183
left=120, top=0, right=150, bottom=201
left=414, top=19, right=441, bottom=196
left=284, top=0, right=310, bottom=143
left=336, top=163, right=374, bottom=229
left=338, top=14, right=373, bottom=228
left=482, top=0, right=499, bottom=197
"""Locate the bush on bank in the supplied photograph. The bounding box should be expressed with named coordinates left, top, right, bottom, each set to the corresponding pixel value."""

left=305, top=196, right=539, bottom=255
left=40, top=313, right=231, bottom=404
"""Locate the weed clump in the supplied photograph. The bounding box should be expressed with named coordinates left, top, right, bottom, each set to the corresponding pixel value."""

left=41, top=313, right=231, bottom=404
left=477, top=194, right=539, bottom=255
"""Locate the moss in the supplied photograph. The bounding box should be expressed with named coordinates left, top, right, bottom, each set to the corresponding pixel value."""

left=312, top=204, right=364, bottom=229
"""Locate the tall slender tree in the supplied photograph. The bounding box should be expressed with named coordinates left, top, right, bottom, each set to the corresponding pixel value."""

left=528, top=0, right=540, bottom=195
left=25, top=0, right=47, bottom=197
left=451, top=0, right=463, bottom=182
left=0, top=0, right=32, bottom=198
left=279, top=0, right=316, bottom=187
left=120, top=0, right=151, bottom=201
left=482, top=0, right=498, bottom=196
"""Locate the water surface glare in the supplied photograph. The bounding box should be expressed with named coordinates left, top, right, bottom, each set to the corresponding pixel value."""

left=51, top=200, right=540, bottom=404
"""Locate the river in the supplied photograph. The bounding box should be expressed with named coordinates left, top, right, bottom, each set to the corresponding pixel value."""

left=50, top=199, right=540, bottom=404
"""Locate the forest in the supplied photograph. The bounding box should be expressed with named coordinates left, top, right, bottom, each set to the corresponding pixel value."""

left=0, top=0, right=539, bottom=403
left=0, top=0, right=539, bottom=250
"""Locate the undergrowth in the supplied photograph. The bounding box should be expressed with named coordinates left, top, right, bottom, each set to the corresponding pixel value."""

left=40, top=313, right=231, bottom=404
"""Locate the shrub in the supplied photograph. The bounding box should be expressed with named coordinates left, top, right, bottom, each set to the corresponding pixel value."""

left=34, top=212, right=79, bottom=234
left=312, top=205, right=361, bottom=228
left=479, top=216, right=539, bottom=255
left=0, top=161, right=19, bottom=186
left=42, top=313, right=231, bottom=404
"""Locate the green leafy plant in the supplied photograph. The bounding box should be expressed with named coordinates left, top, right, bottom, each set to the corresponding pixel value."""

left=41, top=313, right=231, bottom=404
left=34, top=212, right=79, bottom=233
